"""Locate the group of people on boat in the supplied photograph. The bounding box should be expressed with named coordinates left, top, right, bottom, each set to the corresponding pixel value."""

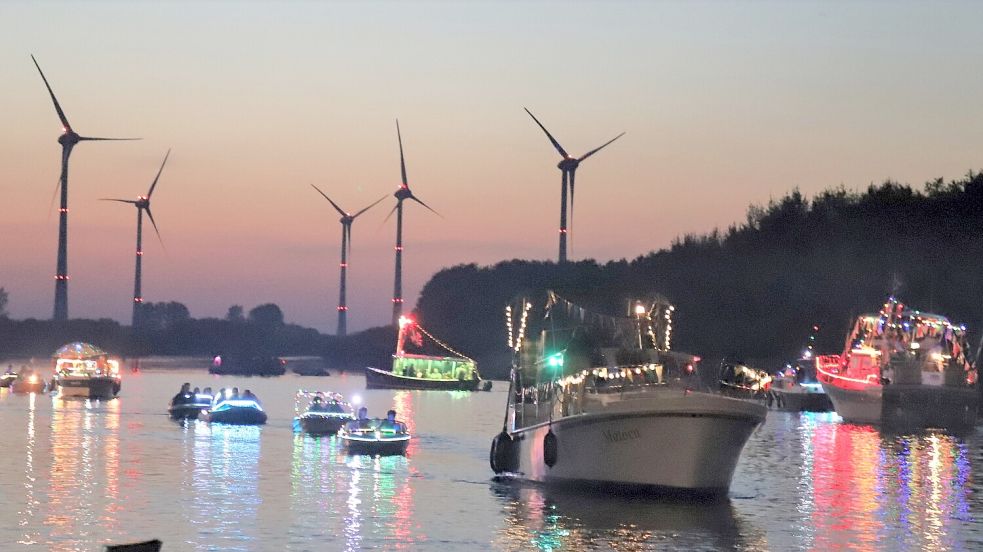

left=169, top=383, right=214, bottom=406
left=399, top=363, right=476, bottom=381
left=308, top=392, right=347, bottom=414
left=346, top=407, right=407, bottom=434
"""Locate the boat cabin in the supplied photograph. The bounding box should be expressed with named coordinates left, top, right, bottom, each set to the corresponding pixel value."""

left=391, top=353, right=477, bottom=381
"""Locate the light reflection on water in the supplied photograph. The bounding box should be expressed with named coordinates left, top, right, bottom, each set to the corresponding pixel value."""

left=0, top=372, right=981, bottom=549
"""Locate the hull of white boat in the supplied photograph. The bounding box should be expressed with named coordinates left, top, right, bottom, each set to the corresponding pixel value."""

left=822, top=382, right=978, bottom=429
left=56, top=376, right=120, bottom=400
left=505, top=392, right=765, bottom=494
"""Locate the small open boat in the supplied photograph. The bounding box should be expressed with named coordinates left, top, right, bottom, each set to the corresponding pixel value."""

left=202, top=392, right=267, bottom=425
left=0, top=370, right=17, bottom=388
left=10, top=370, right=47, bottom=394
left=340, top=418, right=411, bottom=456
left=168, top=392, right=214, bottom=420
left=292, top=390, right=354, bottom=434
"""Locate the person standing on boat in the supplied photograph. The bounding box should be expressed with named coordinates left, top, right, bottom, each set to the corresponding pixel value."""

left=171, top=383, right=192, bottom=406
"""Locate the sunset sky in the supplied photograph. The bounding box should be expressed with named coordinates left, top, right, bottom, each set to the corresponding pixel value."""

left=2, top=1, right=982, bottom=332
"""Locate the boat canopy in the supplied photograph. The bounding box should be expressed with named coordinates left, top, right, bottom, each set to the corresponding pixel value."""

left=52, top=342, right=108, bottom=360
left=392, top=353, right=477, bottom=380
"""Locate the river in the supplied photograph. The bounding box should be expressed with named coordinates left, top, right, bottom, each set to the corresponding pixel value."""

left=0, top=369, right=980, bottom=550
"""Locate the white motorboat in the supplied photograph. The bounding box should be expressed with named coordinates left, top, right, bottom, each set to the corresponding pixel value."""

left=491, top=292, right=766, bottom=495
left=817, top=298, right=978, bottom=429
left=51, top=342, right=121, bottom=400
left=292, top=390, right=354, bottom=434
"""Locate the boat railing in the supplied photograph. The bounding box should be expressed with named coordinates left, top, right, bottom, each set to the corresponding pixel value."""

left=511, top=364, right=706, bottom=429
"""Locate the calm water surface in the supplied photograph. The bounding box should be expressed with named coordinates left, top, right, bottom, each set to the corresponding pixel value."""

left=0, top=368, right=981, bottom=550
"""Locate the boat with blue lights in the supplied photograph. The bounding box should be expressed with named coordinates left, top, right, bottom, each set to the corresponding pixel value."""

left=202, top=390, right=268, bottom=425
left=340, top=415, right=411, bottom=455
left=293, top=390, right=354, bottom=434
left=365, top=316, right=488, bottom=391
left=52, top=342, right=122, bottom=400
left=168, top=389, right=214, bottom=420
left=817, top=297, right=978, bottom=429
left=490, top=293, right=767, bottom=496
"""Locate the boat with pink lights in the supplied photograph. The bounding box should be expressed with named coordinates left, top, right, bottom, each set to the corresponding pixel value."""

left=817, top=297, right=978, bottom=429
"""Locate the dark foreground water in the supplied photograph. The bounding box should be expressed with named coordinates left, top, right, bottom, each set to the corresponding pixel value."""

left=0, top=369, right=981, bottom=551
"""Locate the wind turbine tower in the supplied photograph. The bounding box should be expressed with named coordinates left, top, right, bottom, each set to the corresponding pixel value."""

left=31, top=55, right=139, bottom=320
left=311, top=184, right=386, bottom=336
left=102, top=150, right=170, bottom=328
left=386, top=120, right=440, bottom=325
left=524, top=108, right=624, bottom=263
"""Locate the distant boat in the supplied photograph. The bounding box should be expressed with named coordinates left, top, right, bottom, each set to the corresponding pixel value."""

left=208, top=354, right=286, bottom=377
left=293, top=390, right=354, bottom=434
left=10, top=370, right=47, bottom=394
left=768, top=357, right=833, bottom=412
left=818, top=297, right=978, bottom=429
left=717, top=360, right=771, bottom=403
left=490, top=292, right=766, bottom=495
left=364, top=316, right=488, bottom=391
left=52, top=342, right=121, bottom=400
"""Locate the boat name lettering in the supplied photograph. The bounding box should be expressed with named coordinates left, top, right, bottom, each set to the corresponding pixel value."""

left=602, top=428, right=640, bottom=443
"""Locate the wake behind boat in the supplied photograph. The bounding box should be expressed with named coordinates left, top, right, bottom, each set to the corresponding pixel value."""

left=490, top=293, right=766, bottom=495
left=293, top=390, right=354, bottom=434
left=52, top=342, right=121, bottom=400
left=817, top=297, right=978, bottom=429
left=365, top=316, right=489, bottom=391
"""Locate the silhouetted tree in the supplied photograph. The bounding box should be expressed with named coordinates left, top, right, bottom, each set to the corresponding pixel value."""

left=248, top=303, right=284, bottom=326
left=225, top=305, right=245, bottom=322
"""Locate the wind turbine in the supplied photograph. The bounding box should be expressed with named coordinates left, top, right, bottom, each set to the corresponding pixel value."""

left=31, top=54, right=139, bottom=321
left=385, top=120, right=440, bottom=325
left=311, top=184, right=387, bottom=337
left=524, top=108, right=624, bottom=263
left=101, top=150, right=169, bottom=328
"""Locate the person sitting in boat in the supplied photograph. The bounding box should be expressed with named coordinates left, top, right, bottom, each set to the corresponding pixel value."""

left=309, top=393, right=326, bottom=412
left=405, top=364, right=417, bottom=378
left=379, top=409, right=405, bottom=433
left=242, top=389, right=260, bottom=404
left=171, top=383, right=193, bottom=406
left=231, top=387, right=240, bottom=399
left=354, top=406, right=374, bottom=430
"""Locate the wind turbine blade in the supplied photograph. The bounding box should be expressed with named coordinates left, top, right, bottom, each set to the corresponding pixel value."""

left=396, top=119, right=408, bottom=188
left=47, top=176, right=61, bottom=222
left=409, top=195, right=442, bottom=218
left=78, top=136, right=141, bottom=141
left=352, top=195, right=389, bottom=219
left=99, top=198, right=139, bottom=204
left=577, top=132, right=625, bottom=162
left=147, top=149, right=171, bottom=198
left=31, top=55, right=72, bottom=131
left=311, top=184, right=347, bottom=217
left=145, top=207, right=164, bottom=249
left=524, top=108, right=568, bottom=158
left=382, top=203, right=399, bottom=224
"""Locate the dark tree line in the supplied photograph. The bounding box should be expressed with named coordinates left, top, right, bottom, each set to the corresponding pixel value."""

left=4, top=173, right=983, bottom=378
left=416, top=173, right=983, bottom=378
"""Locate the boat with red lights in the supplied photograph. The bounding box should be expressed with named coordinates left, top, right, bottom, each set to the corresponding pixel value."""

left=817, top=298, right=978, bottom=429
left=364, top=316, right=488, bottom=391
left=52, top=342, right=122, bottom=400
left=490, top=293, right=766, bottom=495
